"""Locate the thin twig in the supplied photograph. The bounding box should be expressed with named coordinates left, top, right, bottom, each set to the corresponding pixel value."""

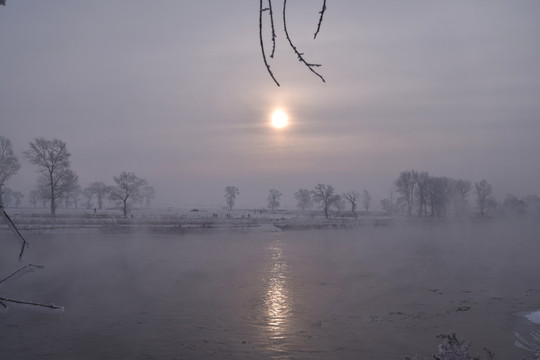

left=259, top=0, right=280, bottom=86
left=0, top=296, right=63, bottom=310
left=0, top=204, right=30, bottom=260
left=0, top=264, right=44, bottom=285
left=283, top=0, right=325, bottom=83
left=314, top=0, right=327, bottom=39
left=268, top=0, right=277, bottom=58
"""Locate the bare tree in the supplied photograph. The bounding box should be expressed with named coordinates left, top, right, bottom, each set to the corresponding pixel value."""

left=142, top=185, right=155, bottom=208
left=454, top=179, right=472, bottom=200
left=1, top=187, right=13, bottom=207
left=332, top=194, right=345, bottom=214
left=381, top=190, right=398, bottom=215
left=267, top=189, right=282, bottom=213
left=394, top=170, right=417, bottom=216
left=343, top=191, right=360, bottom=218
left=475, top=179, right=494, bottom=217
left=414, top=171, right=430, bottom=217
left=224, top=186, right=240, bottom=211
left=61, top=179, right=81, bottom=209
left=426, top=176, right=451, bottom=218
left=452, top=178, right=472, bottom=217
left=28, top=189, right=39, bottom=208
left=82, top=187, right=93, bottom=209
left=312, top=184, right=336, bottom=219
left=11, top=191, right=24, bottom=208
left=24, top=138, right=74, bottom=217
left=294, top=188, right=313, bottom=212
left=502, top=194, right=528, bottom=216
left=0, top=136, right=21, bottom=206
left=87, top=181, right=108, bottom=210
left=108, top=172, right=147, bottom=218
left=362, top=190, right=372, bottom=214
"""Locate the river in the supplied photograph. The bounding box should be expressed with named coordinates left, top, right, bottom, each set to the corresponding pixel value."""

left=1, top=220, right=539, bottom=359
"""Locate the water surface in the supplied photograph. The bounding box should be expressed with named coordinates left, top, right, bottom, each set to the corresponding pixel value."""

left=1, top=221, right=539, bottom=359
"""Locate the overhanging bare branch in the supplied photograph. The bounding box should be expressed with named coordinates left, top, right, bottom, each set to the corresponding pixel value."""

left=314, top=0, right=327, bottom=39
left=283, top=0, right=325, bottom=83
left=259, top=0, right=280, bottom=86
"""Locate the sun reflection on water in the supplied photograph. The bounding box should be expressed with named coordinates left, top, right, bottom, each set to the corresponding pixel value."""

left=263, top=241, right=291, bottom=351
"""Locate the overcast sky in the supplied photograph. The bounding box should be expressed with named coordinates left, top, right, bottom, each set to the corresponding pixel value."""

left=1, top=1, right=539, bottom=209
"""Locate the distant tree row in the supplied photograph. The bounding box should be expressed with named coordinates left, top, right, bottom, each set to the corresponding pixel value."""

left=0, top=136, right=153, bottom=218
left=293, top=185, right=371, bottom=219
left=383, top=169, right=540, bottom=219
left=221, top=184, right=372, bottom=219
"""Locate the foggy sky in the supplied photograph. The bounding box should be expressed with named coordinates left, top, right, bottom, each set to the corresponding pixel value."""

left=1, top=1, right=539, bottom=208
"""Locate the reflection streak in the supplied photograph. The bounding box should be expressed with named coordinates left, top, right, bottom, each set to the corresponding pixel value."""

left=263, top=241, right=291, bottom=352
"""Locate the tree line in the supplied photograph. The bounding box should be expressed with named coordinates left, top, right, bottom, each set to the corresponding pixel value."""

left=3, top=135, right=539, bottom=220
left=228, top=172, right=539, bottom=220
left=224, top=183, right=373, bottom=219
left=381, top=169, right=540, bottom=219
left=0, top=136, right=153, bottom=218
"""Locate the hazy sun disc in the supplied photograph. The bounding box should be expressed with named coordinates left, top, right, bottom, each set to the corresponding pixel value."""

left=271, top=110, right=289, bottom=129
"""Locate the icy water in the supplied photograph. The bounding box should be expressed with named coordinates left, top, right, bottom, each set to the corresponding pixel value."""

left=1, top=220, right=540, bottom=359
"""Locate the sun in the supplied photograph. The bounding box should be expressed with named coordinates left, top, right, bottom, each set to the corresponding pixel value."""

left=271, top=109, right=289, bottom=129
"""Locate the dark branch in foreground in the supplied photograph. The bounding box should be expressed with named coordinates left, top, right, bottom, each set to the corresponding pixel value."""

left=267, top=0, right=277, bottom=58
left=283, top=0, right=326, bottom=83
left=314, top=0, right=327, bottom=39
left=1, top=204, right=30, bottom=260
left=259, top=0, right=280, bottom=86
left=0, top=297, right=63, bottom=311
left=0, top=264, right=44, bottom=285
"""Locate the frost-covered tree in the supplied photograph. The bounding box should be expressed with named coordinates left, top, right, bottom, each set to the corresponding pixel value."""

left=452, top=178, right=472, bottom=217
left=475, top=179, right=494, bottom=217
left=343, top=191, right=360, bottom=218
left=426, top=176, right=451, bottom=218
left=267, top=189, right=282, bottom=213
left=87, top=181, right=108, bottom=210
left=395, top=170, right=417, bottom=216
left=142, top=185, right=155, bottom=208
left=11, top=190, right=24, bottom=208
left=108, top=172, right=147, bottom=218
left=28, top=189, right=39, bottom=208
left=362, top=190, right=372, bottom=214
left=294, top=188, right=313, bottom=212
left=332, top=194, right=345, bottom=214
left=224, top=186, right=239, bottom=211
left=414, top=171, right=430, bottom=217
left=312, top=184, right=336, bottom=219
left=24, top=138, right=74, bottom=216
left=0, top=136, right=21, bottom=206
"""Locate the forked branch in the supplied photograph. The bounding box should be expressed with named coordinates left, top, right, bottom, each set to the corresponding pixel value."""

left=1, top=204, right=30, bottom=260
left=0, top=264, right=44, bottom=285
left=283, top=0, right=325, bottom=83
left=259, top=0, right=328, bottom=85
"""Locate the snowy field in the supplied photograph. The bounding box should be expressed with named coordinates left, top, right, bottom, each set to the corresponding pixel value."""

left=1, top=219, right=540, bottom=359
left=0, top=206, right=392, bottom=234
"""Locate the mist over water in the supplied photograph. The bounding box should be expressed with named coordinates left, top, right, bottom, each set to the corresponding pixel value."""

left=1, top=220, right=540, bottom=359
